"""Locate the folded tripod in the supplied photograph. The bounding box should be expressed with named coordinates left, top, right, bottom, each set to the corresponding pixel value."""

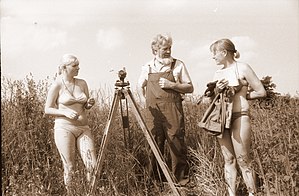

left=88, top=69, right=184, bottom=196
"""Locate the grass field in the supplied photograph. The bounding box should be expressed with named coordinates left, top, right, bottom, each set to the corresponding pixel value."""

left=1, top=75, right=298, bottom=196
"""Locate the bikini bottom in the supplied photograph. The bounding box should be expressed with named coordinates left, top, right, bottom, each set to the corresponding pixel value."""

left=231, top=111, right=249, bottom=123
left=54, top=123, right=90, bottom=138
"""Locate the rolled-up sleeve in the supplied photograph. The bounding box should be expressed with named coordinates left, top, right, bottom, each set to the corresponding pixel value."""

left=174, top=60, right=192, bottom=84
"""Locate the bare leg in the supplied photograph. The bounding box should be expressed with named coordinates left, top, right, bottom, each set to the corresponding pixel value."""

left=54, top=129, right=76, bottom=190
left=231, top=115, right=256, bottom=195
left=77, top=129, right=97, bottom=182
left=217, top=130, right=237, bottom=196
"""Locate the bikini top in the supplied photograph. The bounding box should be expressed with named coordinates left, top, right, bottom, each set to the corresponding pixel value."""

left=58, top=92, right=87, bottom=105
left=58, top=79, right=88, bottom=106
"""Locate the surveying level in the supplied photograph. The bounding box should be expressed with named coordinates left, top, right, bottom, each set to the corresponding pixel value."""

left=115, top=68, right=130, bottom=87
left=88, top=68, right=184, bottom=196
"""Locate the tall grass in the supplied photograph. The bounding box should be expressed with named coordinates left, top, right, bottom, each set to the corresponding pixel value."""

left=1, top=75, right=298, bottom=196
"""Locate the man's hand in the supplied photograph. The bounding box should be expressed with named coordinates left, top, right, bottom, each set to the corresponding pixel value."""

left=159, top=77, right=173, bottom=89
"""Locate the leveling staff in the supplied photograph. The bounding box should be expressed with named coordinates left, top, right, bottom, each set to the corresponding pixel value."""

left=138, top=34, right=194, bottom=186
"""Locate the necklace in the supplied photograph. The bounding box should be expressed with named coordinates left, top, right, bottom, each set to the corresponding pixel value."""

left=62, top=78, right=76, bottom=96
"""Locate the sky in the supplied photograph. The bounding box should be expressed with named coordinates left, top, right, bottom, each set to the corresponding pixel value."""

left=1, top=0, right=298, bottom=97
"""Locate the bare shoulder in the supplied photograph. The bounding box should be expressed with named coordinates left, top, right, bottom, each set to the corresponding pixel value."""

left=51, top=79, right=62, bottom=90
left=237, top=62, right=255, bottom=73
left=47, top=80, right=62, bottom=96
left=237, top=62, right=251, bottom=69
left=75, top=78, right=88, bottom=89
left=75, top=78, right=87, bottom=85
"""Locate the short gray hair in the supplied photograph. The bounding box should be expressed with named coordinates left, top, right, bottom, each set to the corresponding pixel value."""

left=151, top=34, right=172, bottom=55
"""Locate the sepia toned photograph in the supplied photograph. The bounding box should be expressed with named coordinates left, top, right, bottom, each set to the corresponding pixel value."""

left=1, top=0, right=298, bottom=195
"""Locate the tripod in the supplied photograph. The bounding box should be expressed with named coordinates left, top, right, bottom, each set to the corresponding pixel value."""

left=88, top=70, right=184, bottom=196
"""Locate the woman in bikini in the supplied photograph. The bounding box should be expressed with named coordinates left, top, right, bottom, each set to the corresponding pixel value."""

left=209, top=39, right=266, bottom=196
left=44, top=54, right=97, bottom=193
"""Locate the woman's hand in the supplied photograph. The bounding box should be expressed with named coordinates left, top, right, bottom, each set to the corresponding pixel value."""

left=64, top=110, right=79, bottom=120
left=85, top=98, right=95, bottom=109
left=216, top=79, right=229, bottom=93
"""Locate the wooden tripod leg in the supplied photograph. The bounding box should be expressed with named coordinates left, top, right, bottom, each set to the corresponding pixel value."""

left=120, top=96, right=131, bottom=150
left=122, top=88, right=184, bottom=196
left=88, top=89, right=121, bottom=196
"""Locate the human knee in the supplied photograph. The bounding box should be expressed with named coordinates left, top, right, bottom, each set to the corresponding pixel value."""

left=223, top=154, right=236, bottom=166
left=237, top=154, right=251, bottom=168
left=63, top=162, right=75, bottom=174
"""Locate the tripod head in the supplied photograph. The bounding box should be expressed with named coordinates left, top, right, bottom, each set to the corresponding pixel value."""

left=115, top=68, right=130, bottom=87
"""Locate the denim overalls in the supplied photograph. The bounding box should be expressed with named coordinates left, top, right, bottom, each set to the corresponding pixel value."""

left=145, top=59, right=189, bottom=185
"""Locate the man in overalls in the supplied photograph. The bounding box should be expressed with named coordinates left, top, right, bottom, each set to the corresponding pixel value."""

left=138, top=34, right=194, bottom=187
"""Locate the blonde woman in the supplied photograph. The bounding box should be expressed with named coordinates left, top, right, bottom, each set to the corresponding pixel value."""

left=209, top=39, right=266, bottom=196
left=45, top=54, right=96, bottom=193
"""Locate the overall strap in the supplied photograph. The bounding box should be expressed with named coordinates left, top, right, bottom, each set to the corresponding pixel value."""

left=148, top=64, right=152, bottom=74
left=148, top=58, right=176, bottom=73
left=170, top=59, right=177, bottom=70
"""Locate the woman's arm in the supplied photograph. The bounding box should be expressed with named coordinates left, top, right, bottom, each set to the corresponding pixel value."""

left=242, top=63, right=266, bottom=99
left=44, top=82, right=66, bottom=116
left=80, top=79, right=95, bottom=110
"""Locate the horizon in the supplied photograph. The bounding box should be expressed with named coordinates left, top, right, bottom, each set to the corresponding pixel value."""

left=1, top=0, right=298, bottom=96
